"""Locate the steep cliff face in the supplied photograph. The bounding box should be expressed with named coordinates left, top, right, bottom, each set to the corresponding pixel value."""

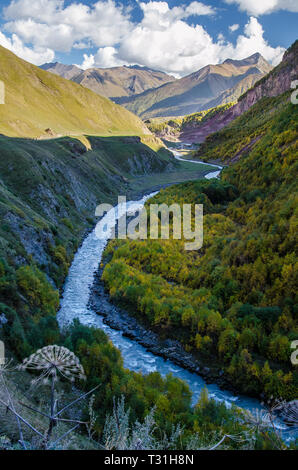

left=235, top=42, right=298, bottom=113
left=183, top=41, right=298, bottom=143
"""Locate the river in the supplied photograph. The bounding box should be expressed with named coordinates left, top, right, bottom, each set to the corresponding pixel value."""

left=57, top=147, right=294, bottom=440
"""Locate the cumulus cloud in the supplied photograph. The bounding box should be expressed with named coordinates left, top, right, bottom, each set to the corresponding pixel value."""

left=73, top=41, right=92, bottom=50
left=115, top=5, right=285, bottom=75
left=79, top=53, right=95, bottom=70
left=3, top=0, right=132, bottom=52
left=229, top=24, right=240, bottom=32
left=94, top=47, right=130, bottom=68
left=0, top=30, right=54, bottom=64
left=224, top=0, right=298, bottom=16
left=226, top=17, right=285, bottom=65
left=139, top=1, right=215, bottom=29
left=118, top=19, right=221, bottom=75
left=0, top=0, right=286, bottom=75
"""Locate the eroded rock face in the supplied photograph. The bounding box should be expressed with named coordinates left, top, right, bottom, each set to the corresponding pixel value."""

left=233, top=47, right=298, bottom=115
left=4, top=211, right=54, bottom=266
left=181, top=43, right=298, bottom=144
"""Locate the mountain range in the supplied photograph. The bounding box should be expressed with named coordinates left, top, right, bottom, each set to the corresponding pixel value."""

left=116, top=53, right=273, bottom=118
left=180, top=41, right=298, bottom=143
left=40, top=62, right=175, bottom=99
left=41, top=54, right=272, bottom=119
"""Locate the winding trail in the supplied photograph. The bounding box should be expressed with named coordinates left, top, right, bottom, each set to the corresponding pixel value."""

left=57, top=147, right=293, bottom=439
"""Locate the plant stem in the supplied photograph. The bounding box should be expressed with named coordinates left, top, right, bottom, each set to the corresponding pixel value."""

left=44, top=373, right=56, bottom=449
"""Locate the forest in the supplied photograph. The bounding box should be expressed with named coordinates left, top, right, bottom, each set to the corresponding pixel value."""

left=102, top=94, right=297, bottom=402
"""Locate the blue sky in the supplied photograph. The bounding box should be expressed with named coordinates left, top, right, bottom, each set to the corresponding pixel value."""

left=0, top=0, right=297, bottom=76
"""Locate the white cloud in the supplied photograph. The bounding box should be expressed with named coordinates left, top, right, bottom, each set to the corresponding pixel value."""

left=0, top=0, right=286, bottom=76
left=79, top=53, right=95, bottom=70
left=3, top=0, right=132, bottom=52
left=226, top=17, right=285, bottom=65
left=0, top=30, right=54, bottom=64
left=229, top=23, right=240, bottom=32
left=115, top=5, right=284, bottom=76
left=139, top=1, right=215, bottom=29
left=75, top=47, right=129, bottom=69
left=224, top=0, right=298, bottom=16
left=73, top=41, right=92, bottom=50
left=95, top=47, right=130, bottom=68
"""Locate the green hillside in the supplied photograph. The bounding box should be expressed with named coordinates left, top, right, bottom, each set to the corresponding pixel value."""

left=194, top=91, right=293, bottom=163
left=102, top=93, right=298, bottom=401
left=0, top=44, right=178, bottom=369
left=0, top=46, right=150, bottom=138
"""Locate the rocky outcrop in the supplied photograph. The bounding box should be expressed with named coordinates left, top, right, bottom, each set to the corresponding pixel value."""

left=4, top=211, right=54, bottom=266
left=182, top=41, right=298, bottom=144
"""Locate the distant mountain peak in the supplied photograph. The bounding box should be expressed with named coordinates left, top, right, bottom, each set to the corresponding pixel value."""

left=40, top=62, right=175, bottom=99
left=40, top=62, right=82, bottom=81
left=223, top=53, right=268, bottom=67
left=41, top=61, right=80, bottom=70
left=125, top=64, right=171, bottom=75
left=118, top=53, right=273, bottom=118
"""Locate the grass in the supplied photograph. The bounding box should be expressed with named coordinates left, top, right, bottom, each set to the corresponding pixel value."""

left=0, top=133, right=177, bottom=289
left=0, top=45, right=150, bottom=139
left=129, top=159, right=216, bottom=193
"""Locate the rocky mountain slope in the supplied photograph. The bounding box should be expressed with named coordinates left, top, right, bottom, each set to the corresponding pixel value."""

left=0, top=46, right=151, bottom=139
left=41, top=62, right=82, bottom=80
left=41, top=62, right=175, bottom=99
left=0, top=44, right=175, bottom=286
left=181, top=40, right=298, bottom=143
left=116, top=53, right=272, bottom=118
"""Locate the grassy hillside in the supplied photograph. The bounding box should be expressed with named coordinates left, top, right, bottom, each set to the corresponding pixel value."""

left=194, top=92, right=292, bottom=163
left=102, top=95, right=298, bottom=401
left=0, top=133, right=171, bottom=278
left=0, top=46, right=150, bottom=138
left=0, top=130, right=181, bottom=405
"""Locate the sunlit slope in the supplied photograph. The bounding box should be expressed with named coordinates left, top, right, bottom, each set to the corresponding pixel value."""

left=0, top=46, right=150, bottom=138
left=118, top=53, right=272, bottom=118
